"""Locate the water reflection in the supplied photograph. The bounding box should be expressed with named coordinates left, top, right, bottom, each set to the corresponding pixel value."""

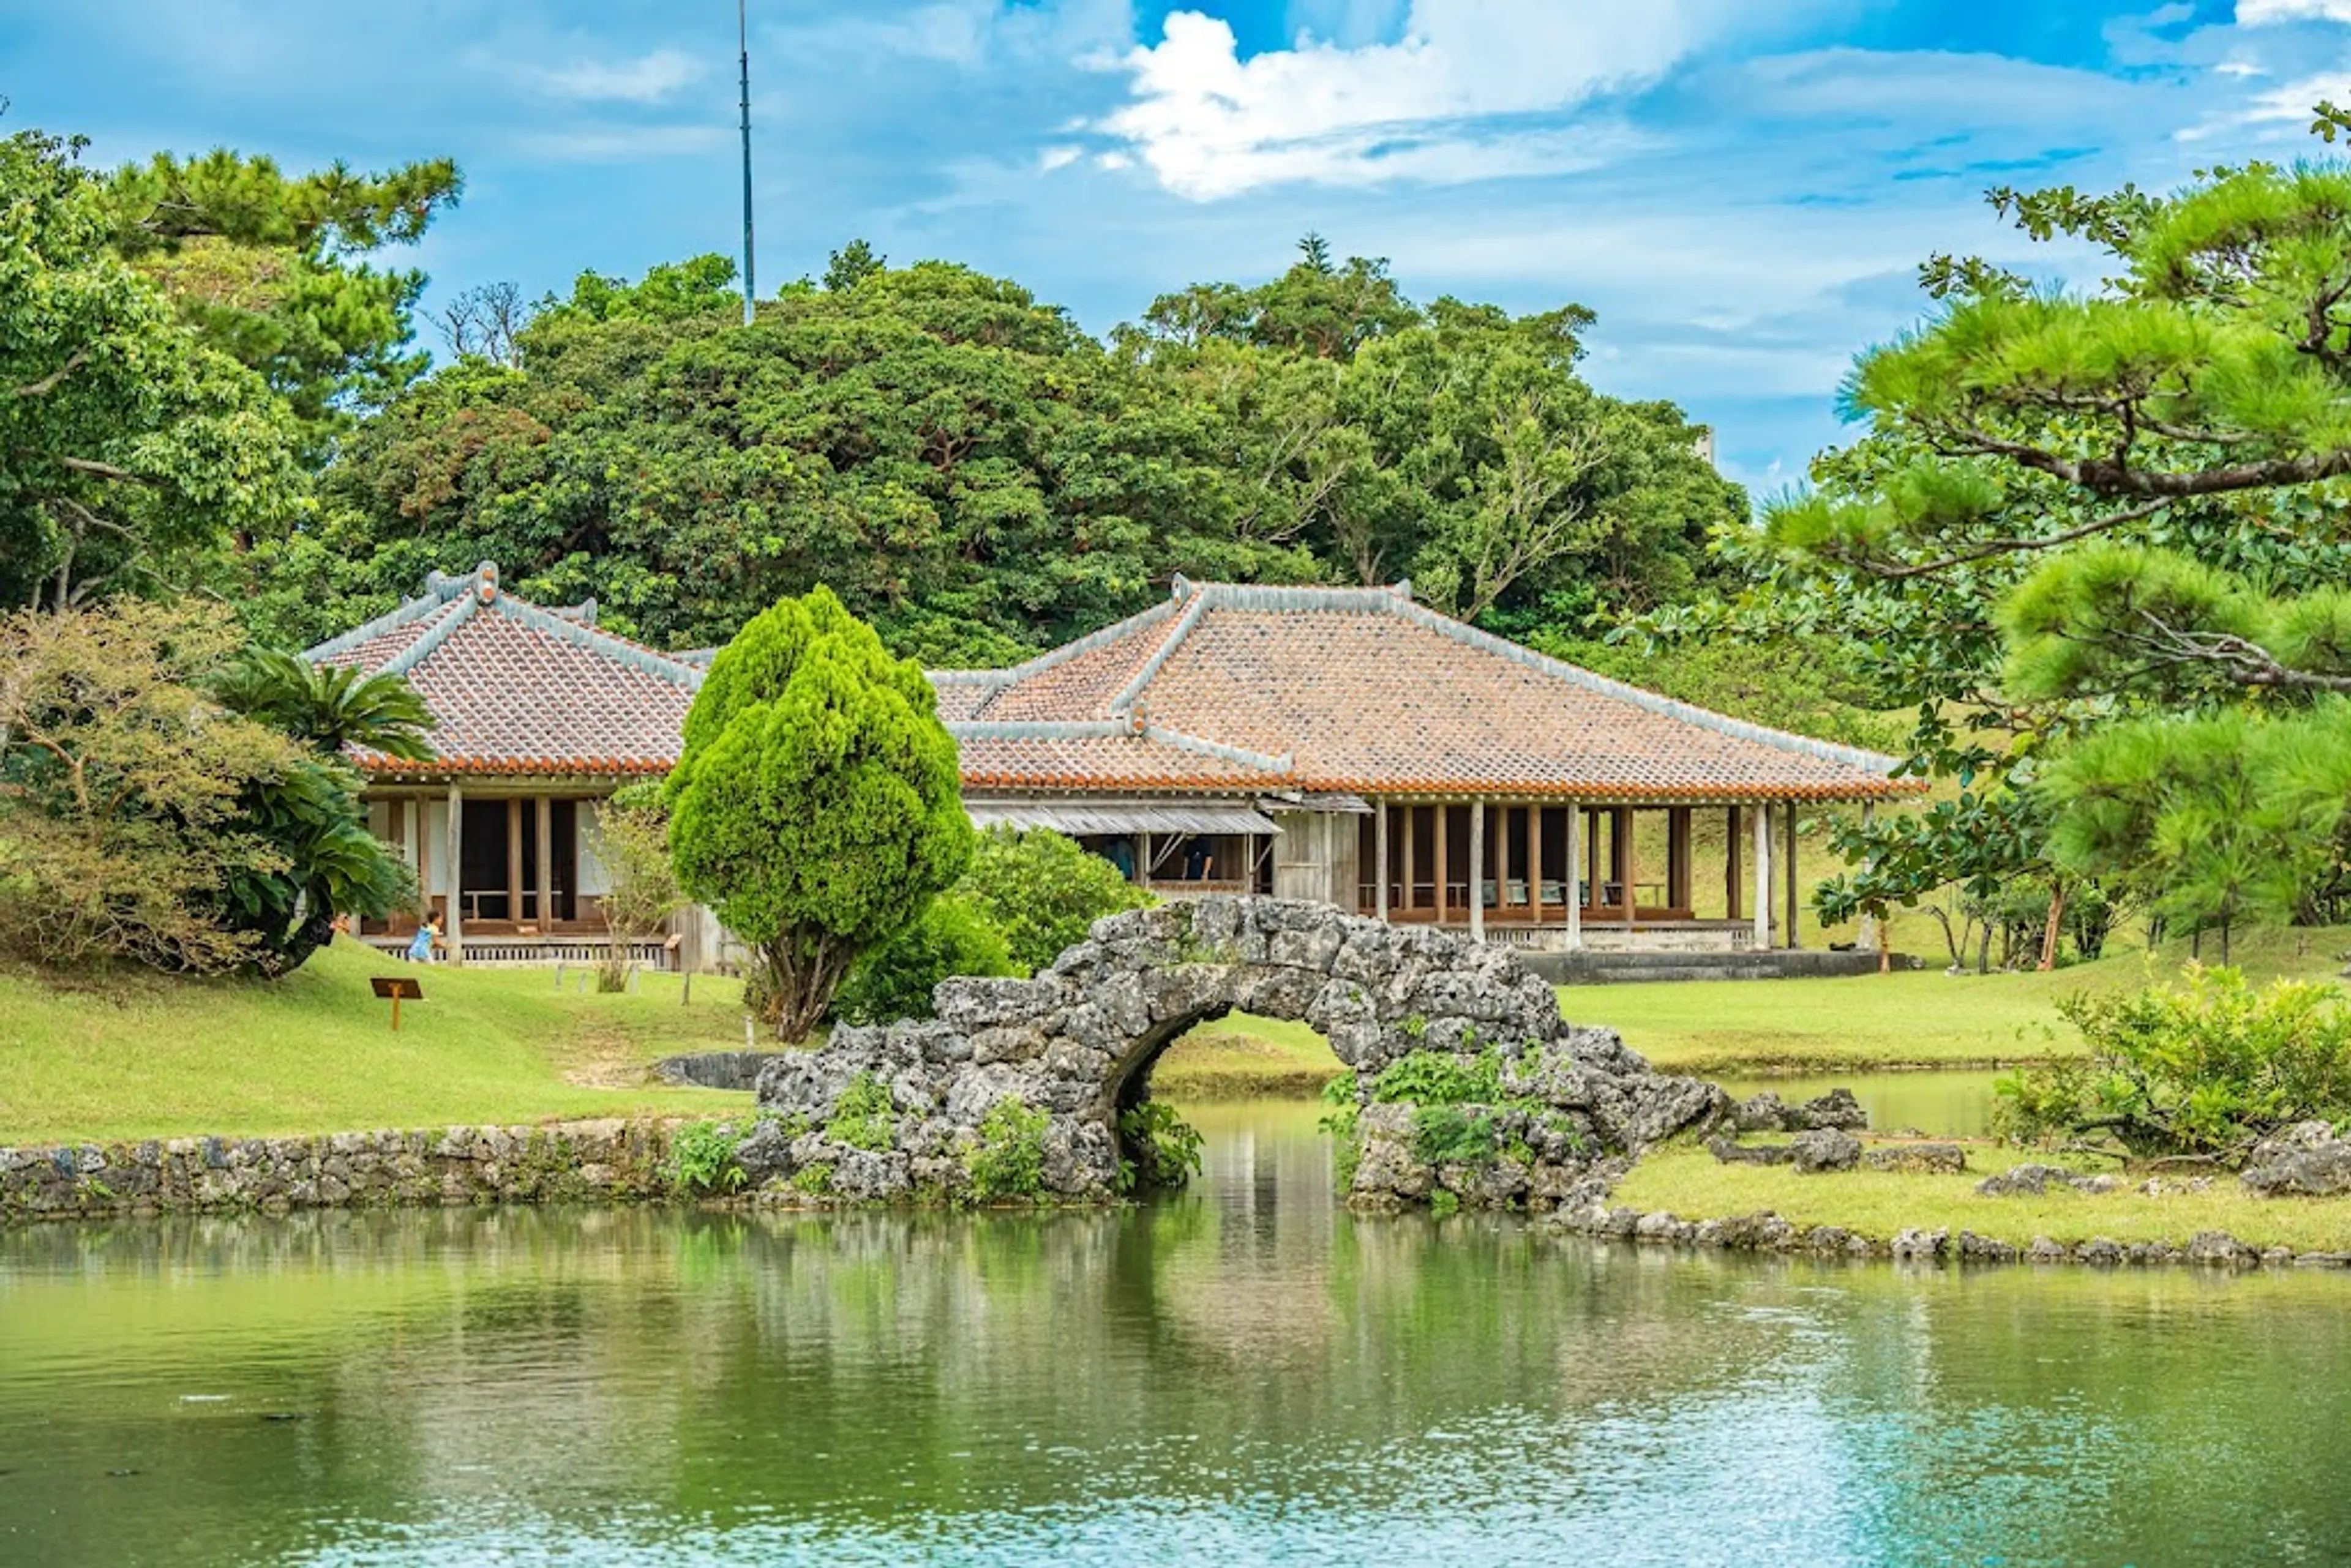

left=1716, top=1069, right=2006, bottom=1137
left=0, top=1101, right=2344, bottom=1566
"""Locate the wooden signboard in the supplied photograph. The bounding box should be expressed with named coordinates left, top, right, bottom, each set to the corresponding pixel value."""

left=370, top=975, right=424, bottom=1031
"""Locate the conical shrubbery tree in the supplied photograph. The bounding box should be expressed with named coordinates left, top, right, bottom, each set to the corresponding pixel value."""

left=666, top=587, right=973, bottom=1041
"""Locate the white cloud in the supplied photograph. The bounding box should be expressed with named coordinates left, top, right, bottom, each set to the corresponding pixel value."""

left=1095, top=1, right=1717, bottom=198
left=521, top=47, right=706, bottom=104
left=2238, top=1, right=2351, bottom=23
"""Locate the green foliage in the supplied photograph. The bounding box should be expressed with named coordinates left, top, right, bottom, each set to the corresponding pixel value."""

left=0, top=601, right=305, bottom=973
left=668, top=1121, right=748, bottom=1196
left=1427, top=1188, right=1461, bottom=1219
left=2043, top=707, right=2351, bottom=947
left=666, top=587, right=973, bottom=1041
left=1316, top=1071, right=1362, bottom=1190
left=823, top=1073, right=900, bottom=1153
left=1114, top=1100, right=1205, bottom=1192
left=831, top=892, right=1016, bottom=1025
left=263, top=242, right=1733, bottom=655
left=953, top=825, right=1153, bottom=974
left=1411, top=1103, right=1499, bottom=1166
left=1371, top=1049, right=1503, bottom=1106
left=591, top=781, right=686, bottom=992
left=212, top=648, right=436, bottom=760
left=205, top=645, right=429, bottom=975
left=1995, top=967, right=2351, bottom=1158
left=0, top=128, right=305, bottom=610
left=100, top=146, right=463, bottom=449
left=966, top=1097, right=1049, bottom=1202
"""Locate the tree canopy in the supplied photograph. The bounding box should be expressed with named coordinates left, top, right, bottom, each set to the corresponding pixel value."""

left=246, top=235, right=1740, bottom=661
left=0, top=130, right=304, bottom=610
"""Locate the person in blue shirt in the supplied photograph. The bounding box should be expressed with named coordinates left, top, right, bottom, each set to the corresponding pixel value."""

left=405, top=917, right=440, bottom=964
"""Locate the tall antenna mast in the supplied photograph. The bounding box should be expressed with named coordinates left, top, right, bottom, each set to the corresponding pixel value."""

left=737, top=0, right=756, bottom=325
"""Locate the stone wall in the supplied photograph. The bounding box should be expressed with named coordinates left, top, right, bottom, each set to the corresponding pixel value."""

left=0, top=1120, right=677, bottom=1223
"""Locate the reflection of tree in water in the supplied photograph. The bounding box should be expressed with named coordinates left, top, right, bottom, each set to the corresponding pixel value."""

left=15, top=1184, right=2351, bottom=1561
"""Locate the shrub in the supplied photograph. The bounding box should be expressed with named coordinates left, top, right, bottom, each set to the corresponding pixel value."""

left=1994, top=966, right=2351, bottom=1159
left=824, top=1072, right=900, bottom=1152
left=967, top=1097, right=1050, bottom=1201
left=1116, top=1100, right=1205, bottom=1191
left=1371, top=1049, right=1503, bottom=1107
left=953, top=824, right=1152, bottom=973
left=1317, top=1072, right=1363, bottom=1192
left=0, top=602, right=306, bottom=973
left=593, top=780, right=684, bottom=994
left=669, top=1121, right=748, bottom=1195
left=831, top=893, right=1017, bottom=1024
left=666, top=587, right=974, bottom=1040
left=1412, top=1104, right=1498, bottom=1165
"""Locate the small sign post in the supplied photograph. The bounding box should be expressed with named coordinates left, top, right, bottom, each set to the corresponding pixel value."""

left=371, top=975, right=424, bottom=1032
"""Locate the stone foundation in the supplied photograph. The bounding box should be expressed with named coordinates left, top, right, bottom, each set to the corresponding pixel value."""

left=0, top=1120, right=677, bottom=1222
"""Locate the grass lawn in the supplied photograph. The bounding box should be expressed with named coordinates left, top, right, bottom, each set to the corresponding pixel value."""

left=0, top=939, right=754, bottom=1145
left=1614, top=1141, right=2351, bottom=1255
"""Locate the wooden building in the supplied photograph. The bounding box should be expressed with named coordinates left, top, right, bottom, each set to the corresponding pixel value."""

left=306, top=562, right=714, bottom=968
left=935, top=578, right=1920, bottom=951
left=317, top=567, right=1916, bottom=965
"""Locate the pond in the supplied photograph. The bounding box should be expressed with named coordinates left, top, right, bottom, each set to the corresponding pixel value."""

left=4, top=1100, right=2348, bottom=1567
left=1715, top=1069, right=2008, bottom=1138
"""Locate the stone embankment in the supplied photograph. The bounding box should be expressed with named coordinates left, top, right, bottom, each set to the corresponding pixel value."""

left=0, top=1121, right=675, bottom=1221
left=1547, top=1202, right=2351, bottom=1269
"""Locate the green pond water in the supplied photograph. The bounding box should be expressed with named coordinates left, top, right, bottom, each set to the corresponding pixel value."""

left=6, top=1098, right=2350, bottom=1567
left=1717, top=1070, right=2006, bottom=1137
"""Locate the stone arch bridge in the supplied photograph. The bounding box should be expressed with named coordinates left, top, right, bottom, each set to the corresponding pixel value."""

left=746, top=898, right=1724, bottom=1206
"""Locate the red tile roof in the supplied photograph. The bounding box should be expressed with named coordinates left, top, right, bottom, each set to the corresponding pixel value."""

left=307, top=563, right=700, bottom=778
left=932, top=580, right=1916, bottom=802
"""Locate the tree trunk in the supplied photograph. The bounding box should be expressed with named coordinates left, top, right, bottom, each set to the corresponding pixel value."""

left=2038, top=882, right=2066, bottom=972
left=1976, top=919, right=1992, bottom=975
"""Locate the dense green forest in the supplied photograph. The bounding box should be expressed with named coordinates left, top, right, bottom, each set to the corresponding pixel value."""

left=1, top=127, right=1745, bottom=664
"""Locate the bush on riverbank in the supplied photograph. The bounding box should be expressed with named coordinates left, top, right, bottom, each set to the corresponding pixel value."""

left=1996, top=967, right=2351, bottom=1161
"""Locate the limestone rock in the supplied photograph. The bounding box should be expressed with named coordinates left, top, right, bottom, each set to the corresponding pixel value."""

left=2243, top=1135, right=2351, bottom=1197
left=1708, top=1136, right=1792, bottom=1166
left=1790, top=1128, right=1862, bottom=1174
left=1863, top=1142, right=1967, bottom=1175
left=748, top=896, right=1725, bottom=1209
left=1976, top=1163, right=2109, bottom=1198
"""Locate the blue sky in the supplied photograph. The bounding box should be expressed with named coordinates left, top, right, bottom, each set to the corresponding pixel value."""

left=10, top=1, right=2351, bottom=492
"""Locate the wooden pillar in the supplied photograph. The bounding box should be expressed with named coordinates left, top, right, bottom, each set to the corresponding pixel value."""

left=1586, top=809, right=1601, bottom=911
left=1392, top=808, right=1411, bottom=907
left=1565, top=803, right=1582, bottom=948
left=1622, top=805, right=1638, bottom=932
left=1374, top=798, right=1390, bottom=921
left=1468, top=800, right=1485, bottom=942
left=1530, top=805, right=1545, bottom=921
left=1784, top=800, right=1801, bottom=951
left=1752, top=803, right=1772, bottom=950
left=444, top=781, right=465, bottom=967
left=1668, top=806, right=1691, bottom=912
left=505, top=798, right=524, bottom=927
left=536, top=797, right=556, bottom=928
left=1858, top=801, right=1880, bottom=953
left=1434, top=804, right=1450, bottom=925
left=1725, top=805, right=1742, bottom=922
